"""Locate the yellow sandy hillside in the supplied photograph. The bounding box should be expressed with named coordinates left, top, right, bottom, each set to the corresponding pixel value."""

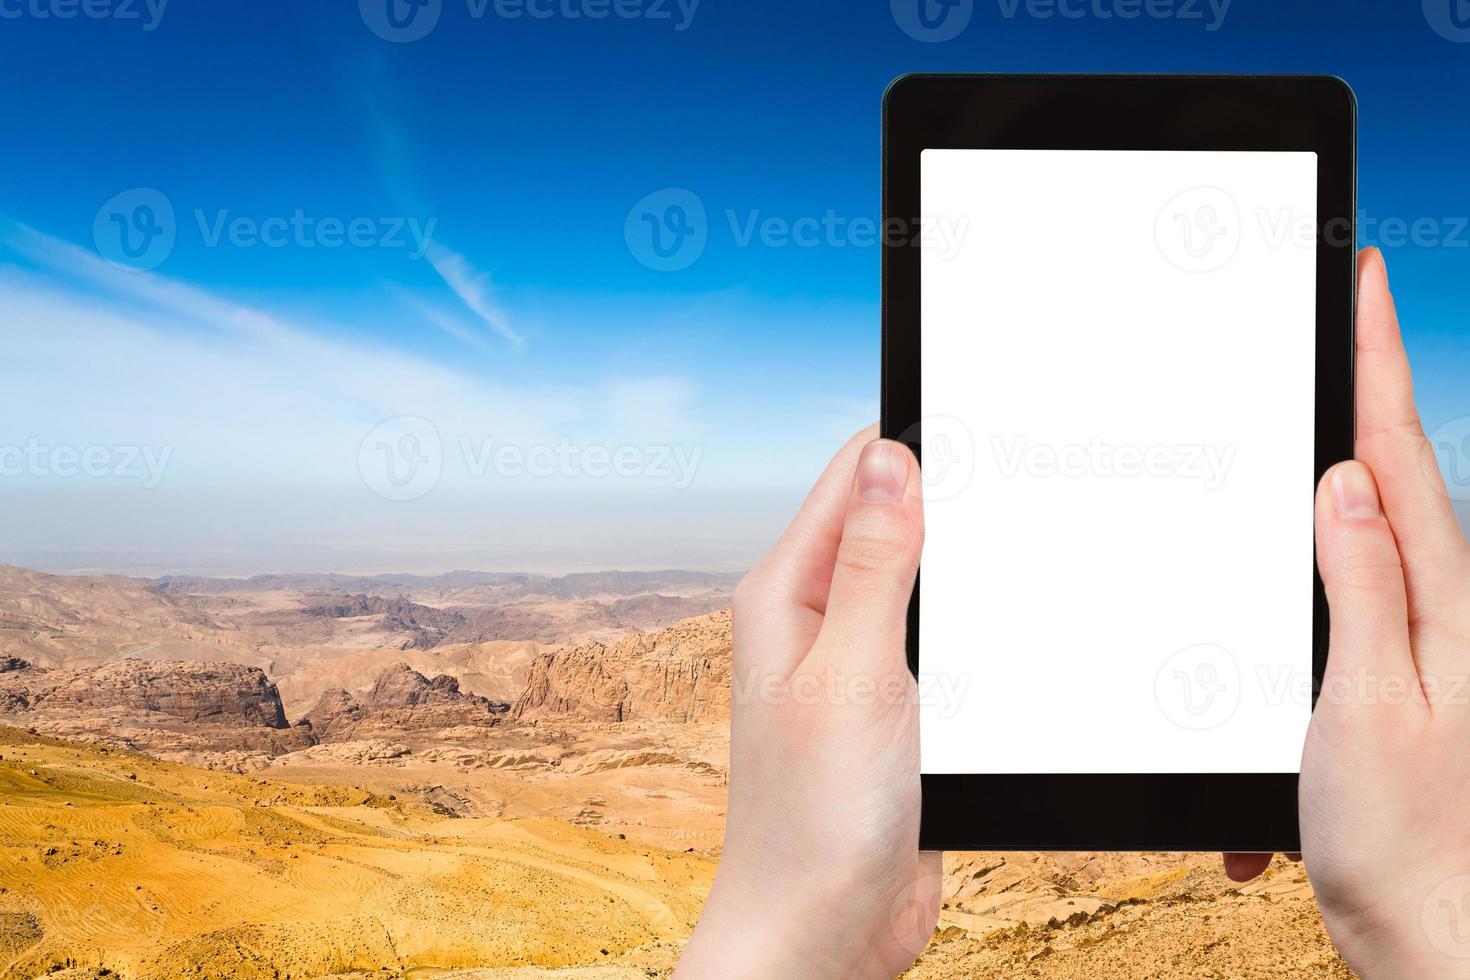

left=0, top=727, right=714, bottom=979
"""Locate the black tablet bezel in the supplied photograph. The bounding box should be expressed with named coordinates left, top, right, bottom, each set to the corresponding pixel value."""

left=881, top=73, right=1357, bottom=852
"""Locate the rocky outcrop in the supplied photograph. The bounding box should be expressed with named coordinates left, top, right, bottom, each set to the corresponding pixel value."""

left=36, top=660, right=292, bottom=728
left=303, top=594, right=468, bottom=650
left=274, top=739, right=413, bottom=767
left=0, top=659, right=315, bottom=758
left=0, top=657, right=43, bottom=712
left=300, top=687, right=363, bottom=738
left=366, top=661, right=470, bottom=707
left=512, top=611, right=731, bottom=724
left=302, top=662, right=510, bottom=743
left=558, top=747, right=723, bottom=776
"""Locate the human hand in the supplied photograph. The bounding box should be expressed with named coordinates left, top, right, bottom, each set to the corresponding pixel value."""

left=675, top=429, right=940, bottom=980
left=1227, top=248, right=1470, bottom=978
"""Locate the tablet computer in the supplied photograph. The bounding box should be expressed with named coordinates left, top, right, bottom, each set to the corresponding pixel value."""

left=882, top=74, right=1356, bottom=851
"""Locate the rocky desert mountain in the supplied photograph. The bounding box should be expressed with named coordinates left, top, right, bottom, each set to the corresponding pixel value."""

left=0, top=566, right=251, bottom=669
left=0, top=657, right=315, bottom=760
left=0, top=564, right=736, bottom=713
left=302, top=662, right=511, bottom=743
left=152, top=569, right=741, bottom=599
left=513, top=611, right=731, bottom=724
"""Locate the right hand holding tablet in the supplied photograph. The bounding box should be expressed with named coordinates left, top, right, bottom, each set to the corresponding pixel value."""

left=1233, top=248, right=1470, bottom=978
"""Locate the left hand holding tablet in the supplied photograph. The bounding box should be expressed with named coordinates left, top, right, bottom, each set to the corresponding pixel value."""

left=675, top=430, right=941, bottom=980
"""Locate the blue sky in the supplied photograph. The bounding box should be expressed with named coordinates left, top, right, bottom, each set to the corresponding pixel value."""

left=1, top=0, right=1467, bottom=574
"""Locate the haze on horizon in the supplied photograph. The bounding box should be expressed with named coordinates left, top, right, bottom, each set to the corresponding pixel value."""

left=0, top=221, right=865, bottom=578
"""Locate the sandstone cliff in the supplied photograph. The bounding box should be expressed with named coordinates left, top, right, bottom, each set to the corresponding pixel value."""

left=37, top=659, right=291, bottom=727
left=302, top=662, right=510, bottom=742
left=0, top=657, right=314, bottom=758
left=512, top=610, right=731, bottom=724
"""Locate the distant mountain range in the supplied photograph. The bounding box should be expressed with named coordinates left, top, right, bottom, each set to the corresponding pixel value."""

left=152, top=568, right=743, bottom=598
left=0, top=563, right=736, bottom=770
left=0, top=564, right=738, bottom=705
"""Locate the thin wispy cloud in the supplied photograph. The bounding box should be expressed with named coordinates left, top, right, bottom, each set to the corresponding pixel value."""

left=354, top=86, right=524, bottom=353
left=0, top=219, right=766, bottom=576
left=0, top=220, right=565, bottom=485
left=384, top=282, right=495, bottom=353
left=425, top=242, right=524, bottom=350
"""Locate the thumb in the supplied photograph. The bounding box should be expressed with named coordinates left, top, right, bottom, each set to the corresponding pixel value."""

left=1314, top=461, right=1416, bottom=708
left=811, top=439, right=923, bottom=677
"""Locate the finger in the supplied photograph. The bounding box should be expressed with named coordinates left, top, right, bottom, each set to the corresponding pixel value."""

left=1315, top=461, right=1420, bottom=707
left=733, top=425, right=877, bottom=673
left=807, top=440, right=923, bottom=678
left=1223, top=853, right=1273, bottom=883
left=1353, top=248, right=1470, bottom=634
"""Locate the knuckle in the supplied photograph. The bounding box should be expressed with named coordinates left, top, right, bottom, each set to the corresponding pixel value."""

left=1332, top=556, right=1405, bottom=594
left=836, top=524, right=919, bottom=576
left=1356, top=415, right=1427, bottom=448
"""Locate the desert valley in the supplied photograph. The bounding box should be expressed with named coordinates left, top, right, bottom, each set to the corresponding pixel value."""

left=0, top=565, right=1351, bottom=978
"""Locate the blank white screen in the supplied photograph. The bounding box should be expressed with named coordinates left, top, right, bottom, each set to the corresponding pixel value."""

left=919, top=149, right=1317, bottom=775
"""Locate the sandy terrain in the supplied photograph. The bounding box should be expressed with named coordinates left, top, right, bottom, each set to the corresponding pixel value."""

left=0, top=729, right=713, bottom=979
left=0, top=721, right=1351, bottom=979
left=912, top=852, right=1349, bottom=978
left=0, top=568, right=1354, bottom=978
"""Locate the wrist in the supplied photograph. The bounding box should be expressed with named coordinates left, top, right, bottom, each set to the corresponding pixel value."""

left=677, top=862, right=895, bottom=980
left=1321, top=897, right=1470, bottom=980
